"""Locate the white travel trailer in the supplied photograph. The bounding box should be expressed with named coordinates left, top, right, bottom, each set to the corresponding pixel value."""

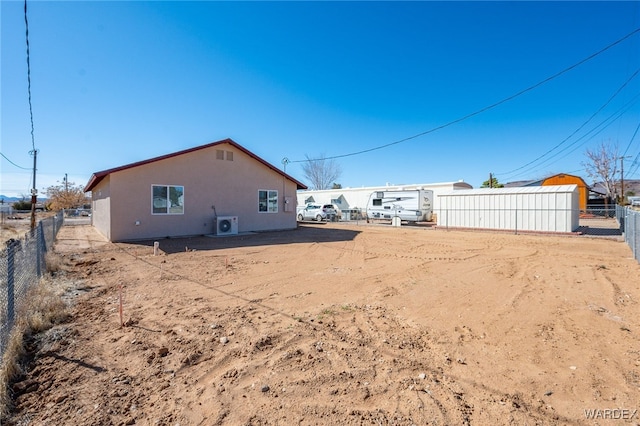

left=366, top=189, right=433, bottom=222
left=297, top=181, right=472, bottom=220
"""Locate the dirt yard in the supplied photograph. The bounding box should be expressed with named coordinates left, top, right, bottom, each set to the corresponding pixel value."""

left=4, top=220, right=640, bottom=425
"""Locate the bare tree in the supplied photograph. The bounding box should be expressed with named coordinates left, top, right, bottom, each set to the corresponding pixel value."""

left=582, top=140, right=619, bottom=203
left=301, top=154, right=342, bottom=190
left=45, top=181, right=89, bottom=211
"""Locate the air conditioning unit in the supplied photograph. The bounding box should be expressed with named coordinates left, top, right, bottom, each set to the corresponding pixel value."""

left=216, top=216, right=238, bottom=235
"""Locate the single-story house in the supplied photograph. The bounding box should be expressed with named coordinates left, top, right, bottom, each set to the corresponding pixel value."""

left=84, top=138, right=307, bottom=242
left=590, top=179, right=640, bottom=204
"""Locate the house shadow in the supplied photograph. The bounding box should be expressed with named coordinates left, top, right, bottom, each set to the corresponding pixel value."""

left=124, top=224, right=361, bottom=254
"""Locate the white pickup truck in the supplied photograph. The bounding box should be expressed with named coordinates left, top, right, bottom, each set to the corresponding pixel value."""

left=297, top=203, right=337, bottom=221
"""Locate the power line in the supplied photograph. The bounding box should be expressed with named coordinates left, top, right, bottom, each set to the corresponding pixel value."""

left=0, top=152, right=31, bottom=170
left=24, top=0, right=39, bottom=230
left=290, top=26, right=640, bottom=164
left=24, top=0, right=36, bottom=152
left=501, top=100, right=640, bottom=182
left=496, top=67, right=640, bottom=180
left=623, top=120, right=640, bottom=177
left=622, top=119, right=640, bottom=157
left=513, top=99, right=640, bottom=181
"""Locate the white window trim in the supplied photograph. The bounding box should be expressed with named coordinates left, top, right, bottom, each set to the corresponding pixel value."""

left=258, top=189, right=278, bottom=213
left=151, top=184, right=185, bottom=215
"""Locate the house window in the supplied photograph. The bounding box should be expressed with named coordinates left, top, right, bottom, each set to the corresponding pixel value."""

left=216, top=150, right=224, bottom=160
left=152, top=185, right=184, bottom=214
left=226, top=151, right=234, bottom=161
left=258, top=190, right=278, bottom=213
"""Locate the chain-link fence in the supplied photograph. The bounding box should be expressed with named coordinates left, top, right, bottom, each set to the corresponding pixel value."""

left=0, top=211, right=64, bottom=361
left=618, top=205, right=640, bottom=263
left=584, top=207, right=617, bottom=218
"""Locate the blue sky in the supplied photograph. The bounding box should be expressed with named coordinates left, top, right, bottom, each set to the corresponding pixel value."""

left=2, top=1, right=640, bottom=198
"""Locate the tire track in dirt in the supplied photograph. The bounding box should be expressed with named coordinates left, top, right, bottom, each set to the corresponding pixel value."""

left=5, top=223, right=636, bottom=425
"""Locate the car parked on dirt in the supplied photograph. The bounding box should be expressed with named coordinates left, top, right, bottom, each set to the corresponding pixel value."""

left=297, top=203, right=337, bottom=221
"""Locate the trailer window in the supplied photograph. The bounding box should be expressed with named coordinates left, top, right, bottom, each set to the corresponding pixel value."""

left=372, top=199, right=382, bottom=206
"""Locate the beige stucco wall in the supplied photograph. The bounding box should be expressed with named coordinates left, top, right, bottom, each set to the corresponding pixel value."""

left=96, top=142, right=298, bottom=242
left=91, top=175, right=112, bottom=241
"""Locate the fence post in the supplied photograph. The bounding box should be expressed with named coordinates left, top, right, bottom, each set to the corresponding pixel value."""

left=38, top=221, right=47, bottom=277
left=624, top=207, right=640, bottom=261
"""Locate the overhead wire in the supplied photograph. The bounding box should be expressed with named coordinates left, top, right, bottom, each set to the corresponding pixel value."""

left=496, top=67, right=640, bottom=181
left=623, top=121, right=640, bottom=177
left=501, top=103, right=636, bottom=181
left=0, top=152, right=31, bottom=170
left=622, top=119, right=640, bottom=157
left=24, top=0, right=36, bottom=153
left=290, top=26, right=640, bottom=164
left=619, top=1, right=640, bottom=158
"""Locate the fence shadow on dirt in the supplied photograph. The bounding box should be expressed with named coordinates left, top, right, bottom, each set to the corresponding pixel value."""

left=576, top=217, right=623, bottom=238
left=576, top=226, right=623, bottom=237
left=124, top=223, right=362, bottom=254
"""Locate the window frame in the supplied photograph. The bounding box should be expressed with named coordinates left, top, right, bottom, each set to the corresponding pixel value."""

left=151, top=184, right=185, bottom=215
left=258, top=189, right=278, bottom=213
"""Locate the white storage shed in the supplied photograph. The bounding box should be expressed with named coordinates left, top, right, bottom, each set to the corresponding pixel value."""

left=437, top=185, right=580, bottom=233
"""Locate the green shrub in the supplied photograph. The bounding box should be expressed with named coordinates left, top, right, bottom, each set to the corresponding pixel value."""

left=12, top=200, right=31, bottom=210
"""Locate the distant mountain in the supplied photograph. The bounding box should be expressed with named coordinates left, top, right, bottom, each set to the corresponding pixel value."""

left=0, top=195, right=48, bottom=203
left=0, top=195, right=21, bottom=203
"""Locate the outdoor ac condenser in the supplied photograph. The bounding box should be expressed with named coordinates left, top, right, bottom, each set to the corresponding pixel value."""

left=216, top=216, right=238, bottom=235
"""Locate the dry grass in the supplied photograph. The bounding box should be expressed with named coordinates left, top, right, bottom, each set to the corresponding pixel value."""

left=0, top=267, right=72, bottom=419
left=0, top=331, right=24, bottom=418
left=0, top=223, right=24, bottom=243
left=45, top=252, right=62, bottom=275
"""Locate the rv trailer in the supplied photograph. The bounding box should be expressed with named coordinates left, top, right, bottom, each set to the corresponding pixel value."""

left=366, top=189, right=433, bottom=222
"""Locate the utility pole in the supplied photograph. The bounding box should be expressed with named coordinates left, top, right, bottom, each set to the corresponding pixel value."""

left=29, top=149, right=38, bottom=230
left=620, top=156, right=631, bottom=204
left=489, top=173, right=493, bottom=188
left=64, top=173, right=68, bottom=192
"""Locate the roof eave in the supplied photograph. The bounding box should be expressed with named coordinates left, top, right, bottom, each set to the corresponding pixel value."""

left=84, top=138, right=308, bottom=192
